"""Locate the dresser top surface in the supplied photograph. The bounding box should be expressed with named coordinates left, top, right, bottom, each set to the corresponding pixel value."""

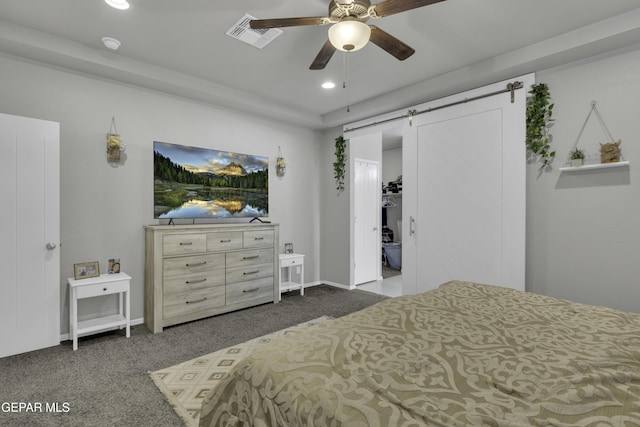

left=145, top=223, right=279, bottom=232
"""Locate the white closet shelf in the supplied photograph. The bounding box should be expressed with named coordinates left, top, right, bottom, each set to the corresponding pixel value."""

left=559, top=161, right=629, bottom=172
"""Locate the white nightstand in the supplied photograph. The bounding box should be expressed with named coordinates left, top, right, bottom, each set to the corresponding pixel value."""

left=279, top=253, right=304, bottom=301
left=68, top=272, right=131, bottom=351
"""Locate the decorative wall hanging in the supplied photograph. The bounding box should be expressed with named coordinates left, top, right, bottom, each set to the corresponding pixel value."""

left=276, top=146, right=286, bottom=177
left=560, top=101, right=628, bottom=171
left=107, top=117, right=122, bottom=163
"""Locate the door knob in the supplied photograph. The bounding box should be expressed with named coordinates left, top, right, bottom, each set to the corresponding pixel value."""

left=46, top=242, right=57, bottom=250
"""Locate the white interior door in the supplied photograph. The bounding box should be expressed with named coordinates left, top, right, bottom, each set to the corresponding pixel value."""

left=403, top=77, right=528, bottom=294
left=0, top=113, right=60, bottom=358
left=354, top=158, right=380, bottom=285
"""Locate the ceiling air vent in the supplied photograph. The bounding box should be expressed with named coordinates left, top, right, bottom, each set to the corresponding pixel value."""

left=226, top=14, right=283, bottom=49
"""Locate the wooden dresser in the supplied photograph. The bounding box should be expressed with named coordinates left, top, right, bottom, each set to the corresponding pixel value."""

left=144, top=223, right=279, bottom=333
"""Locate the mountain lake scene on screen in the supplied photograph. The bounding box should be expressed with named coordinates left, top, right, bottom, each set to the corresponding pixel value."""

left=153, top=141, right=268, bottom=219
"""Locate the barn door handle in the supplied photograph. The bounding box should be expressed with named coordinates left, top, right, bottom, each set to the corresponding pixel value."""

left=409, top=216, right=416, bottom=236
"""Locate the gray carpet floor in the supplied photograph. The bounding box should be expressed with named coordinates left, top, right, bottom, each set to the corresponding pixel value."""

left=0, top=285, right=387, bottom=427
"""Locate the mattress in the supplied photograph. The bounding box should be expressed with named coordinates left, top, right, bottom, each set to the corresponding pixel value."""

left=199, top=281, right=640, bottom=426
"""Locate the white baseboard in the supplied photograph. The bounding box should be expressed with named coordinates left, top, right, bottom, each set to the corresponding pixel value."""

left=311, top=280, right=352, bottom=290
left=59, top=317, right=144, bottom=342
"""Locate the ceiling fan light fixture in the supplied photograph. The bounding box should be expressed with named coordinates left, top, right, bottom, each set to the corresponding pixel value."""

left=105, top=0, right=130, bottom=10
left=328, top=19, right=371, bottom=52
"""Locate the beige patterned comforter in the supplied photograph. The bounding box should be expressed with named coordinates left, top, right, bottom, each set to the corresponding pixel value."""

left=199, top=281, right=640, bottom=426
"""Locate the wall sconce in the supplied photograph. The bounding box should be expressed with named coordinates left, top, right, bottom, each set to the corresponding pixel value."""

left=276, top=146, right=286, bottom=177
left=107, top=117, right=126, bottom=163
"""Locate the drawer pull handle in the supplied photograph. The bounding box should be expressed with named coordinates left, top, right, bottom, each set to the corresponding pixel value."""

left=186, top=261, right=207, bottom=267
left=179, top=242, right=193, bottom=246
left=186, top=278, right=207, bottom=284
left=103, top=287, right=108, bottom=291
left=243, top=288, right=259, bottom=293
left=186, top=297, right=207, bottom=304
left=254, top=237, right=264, bottom=241
left=220, top=239, right=231, bottom=243
left=243, top=270, right=259, bottom=275
left=243, top=255, right=259, bottom=260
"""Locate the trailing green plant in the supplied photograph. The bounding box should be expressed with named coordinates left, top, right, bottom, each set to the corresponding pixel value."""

left=526, top=83, right=555, bottom=169
left=333, top=135, right=346, bottom=192
left=570, top=148, right=585, bottom=160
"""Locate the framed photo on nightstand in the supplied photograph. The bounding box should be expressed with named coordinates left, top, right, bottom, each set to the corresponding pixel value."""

left=73, top=261, right=100, bottom=280
left=108, top=258, right=121, bottom=274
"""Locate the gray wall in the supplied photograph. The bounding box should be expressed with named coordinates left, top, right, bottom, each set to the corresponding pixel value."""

left=0, top=54, right=322, bottom=333
left=526, top=46, right=640, bottom=313
left=319, top=129, right=351, bottom=286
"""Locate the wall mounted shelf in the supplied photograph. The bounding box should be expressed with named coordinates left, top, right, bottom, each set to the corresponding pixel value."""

left=559, top=161, right=629, bottom=172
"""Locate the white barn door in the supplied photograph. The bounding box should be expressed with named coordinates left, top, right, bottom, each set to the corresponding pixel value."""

left=0, top=113, right=60, bottom=358
left=403, top=77, right=529, bottom=294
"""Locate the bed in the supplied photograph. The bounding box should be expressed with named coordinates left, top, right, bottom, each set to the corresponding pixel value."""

left=199, top=281, right=640, bottom=426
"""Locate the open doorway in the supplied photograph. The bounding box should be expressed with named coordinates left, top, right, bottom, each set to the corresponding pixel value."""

left=381, top=128, right=402, bottom=280
left=357, top=127, right=403, bottom=297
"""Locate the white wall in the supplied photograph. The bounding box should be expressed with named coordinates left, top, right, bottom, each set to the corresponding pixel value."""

left=0, top=54, right=322, bottom=333
left=382, top=148, right=402, bottom=185
left=526, top=46, right=640, bottom=313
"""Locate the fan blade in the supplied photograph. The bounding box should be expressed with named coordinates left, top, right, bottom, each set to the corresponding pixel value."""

left=250, top=17, right=326, bottom=29
left=369, top=26, right=415, bottom=61
left=310, top=40, right=337, bottom=70
left=373, top=0, right=446, bottom=17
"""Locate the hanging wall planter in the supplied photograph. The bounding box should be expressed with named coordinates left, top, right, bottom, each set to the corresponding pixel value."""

left=333, top=136, right=346, bottom=192
left=525, top=83, right=555, bottom=169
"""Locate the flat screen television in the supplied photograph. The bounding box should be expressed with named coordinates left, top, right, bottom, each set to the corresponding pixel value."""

left=153, top=141, right=268, bottom=219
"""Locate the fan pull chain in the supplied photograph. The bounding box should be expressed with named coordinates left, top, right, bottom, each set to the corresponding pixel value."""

left=343, top=51, right=350, bottom=113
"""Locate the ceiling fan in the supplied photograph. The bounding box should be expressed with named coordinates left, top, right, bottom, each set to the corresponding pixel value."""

left=250, top=0, right=446, bottom=70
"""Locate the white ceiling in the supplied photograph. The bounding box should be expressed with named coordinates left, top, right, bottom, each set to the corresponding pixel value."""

left=1, top=1, right=640, bottom=129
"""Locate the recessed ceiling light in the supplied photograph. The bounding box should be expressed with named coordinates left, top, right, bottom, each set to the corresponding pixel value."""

left=102, top=37, right=121, bottom=50
left=105, top=0, right=130, bottom=10
left=322, top=82, right=336, bottom=89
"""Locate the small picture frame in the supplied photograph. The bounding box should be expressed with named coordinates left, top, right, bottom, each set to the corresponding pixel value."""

left=73, top=261, right=100, bottom=280
left=284, top=243, right=293, bottom=254
left=108, top=258, right=121, bottom=274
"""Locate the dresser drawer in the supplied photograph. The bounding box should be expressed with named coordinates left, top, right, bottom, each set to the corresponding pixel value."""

left=163, top=271, right=226, bottom=294
left=207, top=232, right=243, bottom=252
left=226, top=249, right=274, bottom=268
left=75, top=279, right=129, bottom=299
left=226, top=277, right=273, bottom=306
left=163, top=253, right=225, bottom=278
left=163, top=286, right=225, bottom=319
left=226, top=262, right=273, bottom=285
left=163, top=233, right=207, bottom=256
left=243, top=230, right=274, bottom=249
